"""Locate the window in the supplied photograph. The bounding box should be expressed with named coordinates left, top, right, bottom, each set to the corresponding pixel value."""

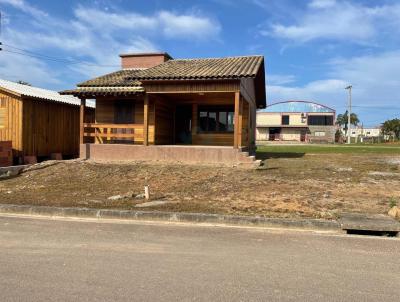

left=314, top=131, right=326, bottom=137
left=308, top=115, right=334, bottom=126
left=114, top=101, right=134, bottom=124
left=282, top=115, right=289, bottom=125
left=198, top=106, right=234, bottom=132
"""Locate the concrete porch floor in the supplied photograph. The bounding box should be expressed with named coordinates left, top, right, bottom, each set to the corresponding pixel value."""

left=80, top=143, right=257, bottom=166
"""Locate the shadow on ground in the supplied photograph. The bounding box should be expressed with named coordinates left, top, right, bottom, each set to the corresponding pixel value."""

left=256, top=152, right=306, bottom=160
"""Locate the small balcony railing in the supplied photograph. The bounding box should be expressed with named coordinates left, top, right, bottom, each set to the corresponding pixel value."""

left=83, top=123, right=144, bottom=144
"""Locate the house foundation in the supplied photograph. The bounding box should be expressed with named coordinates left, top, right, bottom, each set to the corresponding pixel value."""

left=80, top=144, right=257, bottom=165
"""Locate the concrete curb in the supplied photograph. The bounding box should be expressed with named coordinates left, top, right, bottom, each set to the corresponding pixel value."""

left=0, top=204, right=341, bottom=231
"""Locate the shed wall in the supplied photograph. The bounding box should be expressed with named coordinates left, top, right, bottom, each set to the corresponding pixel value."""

left=22, top=98, right=94, bottom=157
left=0, top=91, right=23, bottom=156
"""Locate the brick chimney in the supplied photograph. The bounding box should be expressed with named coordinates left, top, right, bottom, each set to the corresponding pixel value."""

left=119, top=52, right=172, bottom=69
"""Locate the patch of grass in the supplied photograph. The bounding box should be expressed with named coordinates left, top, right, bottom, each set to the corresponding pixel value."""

left=389, top=197, right=398, bottom=209
left=256, top=144, right=400, bottom=156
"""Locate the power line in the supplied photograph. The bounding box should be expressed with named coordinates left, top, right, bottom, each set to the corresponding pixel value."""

left=1, top=43, right=120, bottom=68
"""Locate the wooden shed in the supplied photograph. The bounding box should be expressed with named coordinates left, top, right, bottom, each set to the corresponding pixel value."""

left=0, top=79, right=94, bottom=164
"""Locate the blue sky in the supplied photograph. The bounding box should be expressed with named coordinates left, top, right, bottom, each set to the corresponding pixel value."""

left=0, top=0, right=400, bottom=126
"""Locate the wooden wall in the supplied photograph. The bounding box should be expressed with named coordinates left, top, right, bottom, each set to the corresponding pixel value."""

left=95, top=97, right=155, bottom=144
left=241, top=99, right=249, bottom=147
left=153, top=93, right=236, bottom=146
left=154, top=97, right=174, bottom=144
left=22, top=98, right=94, bottom=157
left=144, top=80, right=240, bottom=94
left=93, top=90, right=255, bottom=149
left=0, top=91, right=23, bottom=157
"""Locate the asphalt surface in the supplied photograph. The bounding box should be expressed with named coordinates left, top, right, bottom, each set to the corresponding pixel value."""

left=0, top=215, right=399, bottom=302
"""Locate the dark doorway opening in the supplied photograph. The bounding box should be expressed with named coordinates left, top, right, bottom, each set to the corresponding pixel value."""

left=175, top=105, right=192, bottom=144
left=269, top=128, right=281, bottom=141
left=300, top=130, right=307, bottom=142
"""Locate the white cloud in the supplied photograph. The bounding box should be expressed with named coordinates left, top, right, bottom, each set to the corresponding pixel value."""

left=267, top=74, right=296, bottom=85
left=263, top=1, right=400, bottom=43
left=158, top=11, right=221, bottom=39
left=73, top=6, right=221, bottom=40
left=73, top=6, right=158, bottom=32
left=268, top=79, right=347, bottom=102
left=0, top=2, right=222, bottom=88
left=268, top=51, right=400, bottom=124
left=308, top=0, right=336, bottom=9
left=0, top=51, right=62, bottom=86
left=0, top=0, right=47, bottom=18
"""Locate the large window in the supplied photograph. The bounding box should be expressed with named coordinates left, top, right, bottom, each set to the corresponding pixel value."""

left=199, top=106, right=234, bottom=132
left=308, top=115, right=334, bottom=126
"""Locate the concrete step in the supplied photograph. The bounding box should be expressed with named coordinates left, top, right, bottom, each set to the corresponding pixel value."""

left=237, top=159, right=262, bottom=168
left=339, top=213, right=400, bottom=236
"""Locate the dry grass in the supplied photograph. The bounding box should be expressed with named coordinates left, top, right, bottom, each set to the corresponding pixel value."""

left=0, top=152, right=399, bottom=219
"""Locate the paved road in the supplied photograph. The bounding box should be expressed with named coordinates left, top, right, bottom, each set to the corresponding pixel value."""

left=0, top=215, right=399, bottom=302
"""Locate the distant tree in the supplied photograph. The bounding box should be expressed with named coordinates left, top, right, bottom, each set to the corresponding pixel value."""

left=16, top=80, right=31, bottom=86
left=381, top=119, right=400, bottom=140
left=336, top=111, right=360, bottom=135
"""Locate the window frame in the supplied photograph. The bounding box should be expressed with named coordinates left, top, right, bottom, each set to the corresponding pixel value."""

left=198, top=106, right=234, bottom=133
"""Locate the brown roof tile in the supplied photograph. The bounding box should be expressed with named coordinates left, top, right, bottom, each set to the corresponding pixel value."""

left=131, top=56, right=264, bottom=81
left=78, top=69, right=144, bottom=87
left=77, top=55, right=264, bottom=87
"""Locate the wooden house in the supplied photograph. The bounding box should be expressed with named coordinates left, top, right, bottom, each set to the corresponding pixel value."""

left=0, top=79, right=94, bottom=164
left=61, top=53, right=266, bottom=165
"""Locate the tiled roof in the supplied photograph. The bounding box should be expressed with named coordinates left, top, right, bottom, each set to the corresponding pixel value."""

left=61, top=86, right=144, bottom=96
left=0, top=78, right=94, bottom=107
left=77, top=55, right=264, bottom=87
left=78, top=69, right=144, bottom=87
left=130, top=55, right=264, bottom=81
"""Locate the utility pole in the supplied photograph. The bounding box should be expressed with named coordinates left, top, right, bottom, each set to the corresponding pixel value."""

left=345, top=85, right=352, bottom=144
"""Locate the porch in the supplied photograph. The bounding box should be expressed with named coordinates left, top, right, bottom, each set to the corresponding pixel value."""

left=79, top=91, right=254, bottom=149
left=78, top=91, right=257, bottom=165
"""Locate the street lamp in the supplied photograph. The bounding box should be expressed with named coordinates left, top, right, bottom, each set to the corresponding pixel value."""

left=345, top=85, right=352, bottom=144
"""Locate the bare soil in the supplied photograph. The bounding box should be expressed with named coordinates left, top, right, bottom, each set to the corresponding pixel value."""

left=0, top=153, right=399, bottom=219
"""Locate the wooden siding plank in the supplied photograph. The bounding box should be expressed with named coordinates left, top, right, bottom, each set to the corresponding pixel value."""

left=0, top=91, right=23, bottom=157
left=80, top=98, right=86, bottom=144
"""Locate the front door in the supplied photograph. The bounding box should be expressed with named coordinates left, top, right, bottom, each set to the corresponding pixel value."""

left=175, top=105, right=192, bottom=144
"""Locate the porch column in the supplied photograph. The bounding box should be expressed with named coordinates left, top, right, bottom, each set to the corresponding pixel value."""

left=79, top=98, right=86, bottom=145
left=192, top=104, right=198, bottom=136
left=233, top=91, right=241, bottom=148
left=143, top=94, right=149, bottom=146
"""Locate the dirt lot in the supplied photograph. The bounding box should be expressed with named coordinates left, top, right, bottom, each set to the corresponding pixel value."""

left=1, top=147, right=399, bottom=219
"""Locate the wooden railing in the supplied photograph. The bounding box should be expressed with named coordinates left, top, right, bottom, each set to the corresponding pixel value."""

left=83, top=123, right=144, bottom=144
